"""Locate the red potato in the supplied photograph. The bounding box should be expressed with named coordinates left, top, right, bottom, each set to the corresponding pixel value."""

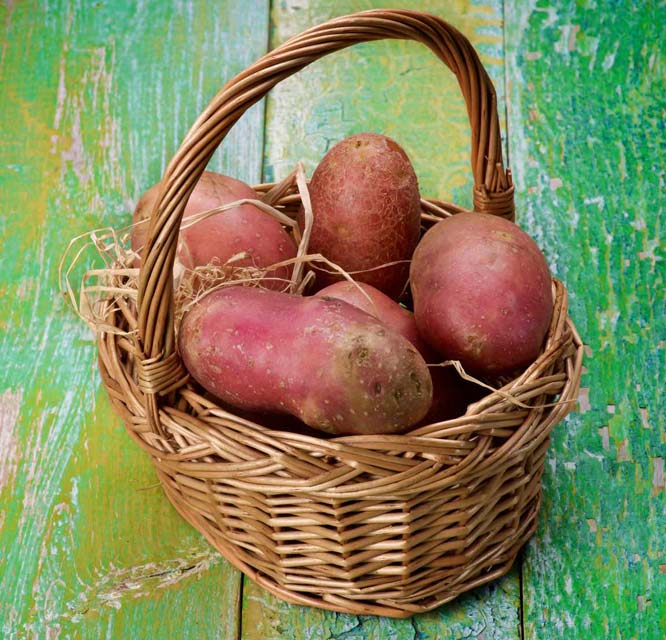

left=314, top=280, right=431, bottom=358
left=132, top=171, right=296, bottom=289
left=410, top=212, right=553, bottom=376
left=178, top=286, right=433, bottom=436
left=298, top=133, right=421, bottom=299
left=420, top=366, right=487, bottom=425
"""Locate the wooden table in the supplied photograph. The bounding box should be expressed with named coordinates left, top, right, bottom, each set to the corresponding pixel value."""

left=2, top=1, right=664, bottom=637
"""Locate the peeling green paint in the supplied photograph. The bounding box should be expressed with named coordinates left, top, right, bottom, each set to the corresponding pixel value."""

left=0, top=1, right=268, bottom=637
left=505, top=1, right=666, bottom=637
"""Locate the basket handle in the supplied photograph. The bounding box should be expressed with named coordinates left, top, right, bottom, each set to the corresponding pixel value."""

left=135, top=9, right=514, bottom=419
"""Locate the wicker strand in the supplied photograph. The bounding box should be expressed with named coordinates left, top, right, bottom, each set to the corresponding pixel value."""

left=136, top=350, right=190, bottom=396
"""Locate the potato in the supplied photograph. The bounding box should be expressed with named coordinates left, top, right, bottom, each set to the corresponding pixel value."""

left=132, top=171, right=296, bottom=289
left=297, top=133, right=421, bottom=299
left=314, top=281, right=431, bottom=358
left=178, top=286, right=432, bottom=436
left=410, top=212, right=553, bottom=376
left=419, top=366, right=487, bottom=425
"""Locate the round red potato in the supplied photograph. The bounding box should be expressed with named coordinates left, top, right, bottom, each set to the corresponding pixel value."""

left=178, top=286, right=433, bottom=436
left=410, top=212, right=553, bottom=376
left=314, top=281, right=430, bottom=358
left=419, top=366, right=487, bottom=425
left=298, top=133, right=422, bottom=299
left=132, top=171, right=296, bottom=289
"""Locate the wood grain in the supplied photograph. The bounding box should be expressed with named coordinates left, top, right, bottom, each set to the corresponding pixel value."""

left=505, top=1, right=666, bottom=637
left=0, top=1, right=268, bottom=637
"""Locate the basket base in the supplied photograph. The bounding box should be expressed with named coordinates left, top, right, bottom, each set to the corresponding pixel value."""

left=157, top=468, right=537, bottom=618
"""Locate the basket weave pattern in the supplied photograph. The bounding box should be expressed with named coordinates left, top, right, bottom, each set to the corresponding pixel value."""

left=98, top=10, right=583, bottom=618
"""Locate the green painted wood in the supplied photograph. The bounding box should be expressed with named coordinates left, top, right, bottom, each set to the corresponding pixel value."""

left=242, top=2, right=521, bottom=637
left=0, top=1, right=269, bottom=637
left=7, top=0, right=661, bottom=637
left=505, top=1, right=666, bottom=638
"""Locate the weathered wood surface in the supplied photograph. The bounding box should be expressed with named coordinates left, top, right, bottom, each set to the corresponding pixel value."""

left=0, top=1, right=268, bottom=637
left=1, top=0, right=663, bottom=638
left=505, top=2, right=666, bottom=638
left=263, top=0, right=507, bottom=207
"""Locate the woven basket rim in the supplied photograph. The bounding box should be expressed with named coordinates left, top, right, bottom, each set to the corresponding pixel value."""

left=100, top=261, right=582, bottom=490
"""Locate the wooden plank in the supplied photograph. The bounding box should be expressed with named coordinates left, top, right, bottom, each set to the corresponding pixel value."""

left=504, top=1, right=666, bottom=638
left=0, top=1, right=269, bottom=637
left=242, top=1, right=520, bottom=636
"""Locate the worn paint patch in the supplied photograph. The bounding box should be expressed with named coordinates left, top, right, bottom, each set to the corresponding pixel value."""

left=0, top=383, right=86, bottom=636
left=62, top=549, right=221, bottom=621
left=652, top=458, right=665, bottom=496
left=0, top=389, right=22, bottom=496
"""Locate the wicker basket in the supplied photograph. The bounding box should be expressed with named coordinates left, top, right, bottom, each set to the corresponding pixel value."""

left=97, top=9, right=584, bottom=617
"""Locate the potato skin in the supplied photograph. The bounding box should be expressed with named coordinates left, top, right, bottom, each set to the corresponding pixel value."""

left=410, top=212, right=553, bottom=376
left=132, top=171, right=296, bottom=289
left=314, top=281, right=431, bottom=358
left=178, top=286, right=433, bottom=436
left=298, top=133, right=421, bottom=299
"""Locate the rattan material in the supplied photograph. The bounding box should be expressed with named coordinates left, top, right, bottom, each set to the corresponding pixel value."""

left=97, top=9, right=583, bottom=617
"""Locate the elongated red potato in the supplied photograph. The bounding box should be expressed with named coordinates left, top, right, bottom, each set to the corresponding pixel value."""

left=132, top=171, right=296, bottom=289
left=298, top=133, right=421, bottom=299
left=178, top=286, right=433, bottom=436
left=410, top=212, right=553, bottom=376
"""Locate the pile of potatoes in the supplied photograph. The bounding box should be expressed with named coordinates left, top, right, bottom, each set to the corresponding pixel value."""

left=133, top=133, right=553, bottom=436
